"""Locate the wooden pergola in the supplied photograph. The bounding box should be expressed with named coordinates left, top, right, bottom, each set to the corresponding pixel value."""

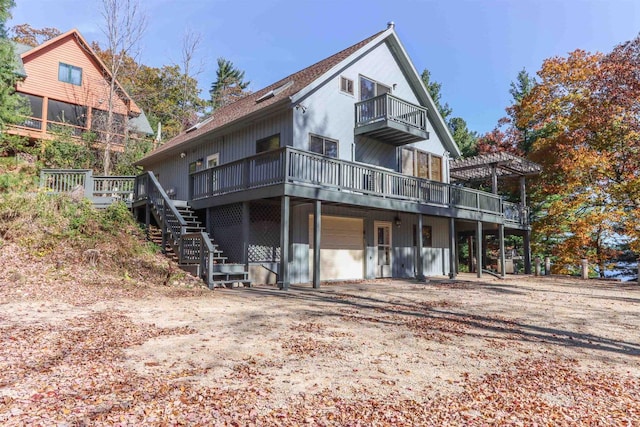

left=449, top=152, right=542, bottom=276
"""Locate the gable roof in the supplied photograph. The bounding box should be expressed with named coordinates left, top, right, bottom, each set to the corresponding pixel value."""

left=19, top=29, right=142, bottom=115
left=139, top=24, right=461, bottom=165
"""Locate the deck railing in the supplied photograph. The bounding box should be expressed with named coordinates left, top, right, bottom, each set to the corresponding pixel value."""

left=355, top=93, right=428, bottom=132
left=190, top=147, right=530, bottom=225
left=40, top=169, right=135, bottom=206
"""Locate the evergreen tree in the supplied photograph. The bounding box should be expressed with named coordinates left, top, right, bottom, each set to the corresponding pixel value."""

left=0, top=0, right=28, bottom=135
left=209, top=57, right=250, bottom=111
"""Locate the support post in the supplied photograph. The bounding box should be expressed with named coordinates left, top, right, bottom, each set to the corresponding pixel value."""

left=279, top=196, right=290, bottom=290
left=467, top=235, right=474, bottom=273
left=476, top=221, right=483, bottom=278
left=524, top=230, right=532, bottom=274
left=491, top=165, right=498, bottom=195
left=545, top=256, right=551, bottom=276
left=535, top=257, right=541, bottom=276
left=416, top=213, right=425, bottom=281
left=581, top=259, right=589, bottom=279
left=449, top=218, right=457, bottom=279
left=313, top=200, right=321, bottom=289
left=499, top=224, right=506, bottom=278
left=242, top=202, right=250, bottom=270
left=520, top=176, right=527, bottom=207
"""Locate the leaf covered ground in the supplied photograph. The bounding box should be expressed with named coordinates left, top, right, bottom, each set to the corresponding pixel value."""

left=1, top=195, right=639, bottom=425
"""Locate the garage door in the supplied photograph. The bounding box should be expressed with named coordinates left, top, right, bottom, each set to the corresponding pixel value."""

left=309, top=215, right=364, bottom=281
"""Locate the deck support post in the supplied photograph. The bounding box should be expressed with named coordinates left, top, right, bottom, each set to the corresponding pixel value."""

left=416, top=213, right=425, bottom=281
left=449, top=218, right=457, bottom=279
left=520, top=176, right=527, bottom=207
left=524, top=229, right=532, bottom=274
left=499, top=224, right=506, bottom=278
left=313, top=200, right=321, bottom=289
left=476, top=221, right=483, bottom=278
left=491, top=165, right=498, bottom=195
left=279, top=196, right=290, bottom=290
left=242, top=201, right=250, bottom=270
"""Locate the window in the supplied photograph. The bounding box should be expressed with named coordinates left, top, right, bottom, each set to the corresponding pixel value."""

left=189, top=162, right=197, bottom=174
left=413, top=225, right=433, bottom=247
left=47, top=99, right=86, bottom=127
left=340, top=76, right=354, bottom=95
left=309, top=134, right=338, bottom=158
left=401, top=148, right=444, bottom=182
left=359, top=76, right=391, bottom=101
left=206, top=153, right=220, bottom=168
left=256, top=134, right=280, bottom=153
left=58, top=63, right=82, bottom=86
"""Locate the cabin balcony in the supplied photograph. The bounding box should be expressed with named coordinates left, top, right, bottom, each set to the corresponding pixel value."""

left=354, top=93, right=429, bottom=145
left=188, top=147, right=530, bottom=228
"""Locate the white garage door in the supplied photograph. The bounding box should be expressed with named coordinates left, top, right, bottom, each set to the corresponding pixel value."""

left=309, top=215, right=364, bottom=281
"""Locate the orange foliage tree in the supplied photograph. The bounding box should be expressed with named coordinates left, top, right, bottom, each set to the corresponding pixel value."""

left=483, top=36, right=640, bottom=276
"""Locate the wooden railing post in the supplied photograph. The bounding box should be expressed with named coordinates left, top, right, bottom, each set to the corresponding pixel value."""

left=85, top=170, right=93, bottom=200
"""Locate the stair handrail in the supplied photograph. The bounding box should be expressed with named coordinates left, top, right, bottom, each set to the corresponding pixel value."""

left=139, top=171, right=187, bottom=242
left=181, top=231, right=216, bottom=288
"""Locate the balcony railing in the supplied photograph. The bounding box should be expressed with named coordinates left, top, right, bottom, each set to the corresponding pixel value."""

left=190, top=147, right=530, bottom=225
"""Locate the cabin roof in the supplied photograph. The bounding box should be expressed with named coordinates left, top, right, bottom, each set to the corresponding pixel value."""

left=138, top=30, right=387, bottom=164
left=450, top=152, right=542, bottom=181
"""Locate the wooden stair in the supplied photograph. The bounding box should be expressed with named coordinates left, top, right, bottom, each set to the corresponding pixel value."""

left=149, top=201, right=251, bottom=289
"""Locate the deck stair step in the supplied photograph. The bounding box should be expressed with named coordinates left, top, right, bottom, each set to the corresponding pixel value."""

left=143, top=191, right=251, bottom=289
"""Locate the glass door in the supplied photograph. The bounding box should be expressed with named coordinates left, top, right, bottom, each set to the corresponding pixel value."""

left=375, top=221, right=392, bottom=278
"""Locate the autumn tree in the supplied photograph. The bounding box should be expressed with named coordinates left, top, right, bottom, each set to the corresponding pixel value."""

left=98, top=0, right=147, bottom=175
left=10, top=23, right=61, bottom=47
left=209, top=57, right=250, bottom=111
left=515, top=40, right=640, bottom=275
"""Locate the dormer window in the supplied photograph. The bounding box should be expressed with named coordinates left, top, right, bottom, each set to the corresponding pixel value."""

left=58, top=63, right=82, bottom=86
left=340, top=76, right=354, bottom=95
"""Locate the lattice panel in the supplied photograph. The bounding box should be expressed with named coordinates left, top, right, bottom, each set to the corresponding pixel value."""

left=210, top=203, right=244, bottom=263
left=248, top=201, right=281, bottom=262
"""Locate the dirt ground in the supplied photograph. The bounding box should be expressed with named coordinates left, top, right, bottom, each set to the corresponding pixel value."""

left=1, top=272, right=639, bottom=425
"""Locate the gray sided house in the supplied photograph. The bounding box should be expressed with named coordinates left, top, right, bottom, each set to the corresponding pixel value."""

left=135, top=24, right=534, bottom=288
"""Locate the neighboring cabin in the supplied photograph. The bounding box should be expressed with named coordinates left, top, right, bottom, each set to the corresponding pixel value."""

left=135, top=23, right=535, bottom=288
left=8, top=29, right=152, bottom=150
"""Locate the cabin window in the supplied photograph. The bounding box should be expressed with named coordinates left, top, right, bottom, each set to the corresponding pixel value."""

left=402, top=148, right=444, bottom=182
left=340, top=76, right=354, bottom=95
left=207, top=153, right=220, bottom=168
left=58, top=63, right=82, bottom=86
left=359, top=76, right=391, bottom=101
left=309, top=134, right=338, bottom=158
left=47, top=99, right=86, bottom=128
left=256, top=134, right=280, bottom=153
left=413, top=225, right=433, bottom=247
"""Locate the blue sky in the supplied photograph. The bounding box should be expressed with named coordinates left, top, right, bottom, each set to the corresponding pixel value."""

left=8, top=0, right=640, bottom=134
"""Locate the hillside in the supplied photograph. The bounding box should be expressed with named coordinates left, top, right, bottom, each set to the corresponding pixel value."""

left=0, top=160, right=206, bottom=305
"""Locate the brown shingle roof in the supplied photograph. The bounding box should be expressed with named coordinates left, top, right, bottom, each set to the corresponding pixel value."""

left=139, top=29, right=385, bottom=164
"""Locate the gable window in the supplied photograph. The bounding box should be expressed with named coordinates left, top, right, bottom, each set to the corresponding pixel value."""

left=309, top=134, right=338, bottom=158
left=402, top=148, right=444, bottom=182
left=359, top=76, right=391, bottom=101
left=58, top=63, right=82, bottom=86
left=340, top=76, right=354, bottom=95
left=256, top=134, right=280, bottom=153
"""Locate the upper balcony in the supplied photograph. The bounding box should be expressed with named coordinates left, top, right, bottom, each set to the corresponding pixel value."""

left=354, top=93, right=429, bottom=146
left=188, top=147, right=530, bottom=228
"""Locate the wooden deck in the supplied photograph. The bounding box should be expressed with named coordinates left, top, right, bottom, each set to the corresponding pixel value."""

left=189, top=147, right=530, bottom=228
